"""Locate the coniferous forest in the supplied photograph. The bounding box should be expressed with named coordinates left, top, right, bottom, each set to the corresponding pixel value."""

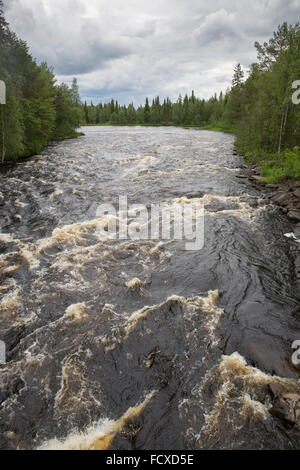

left=0, top=0, right=83, bottom=163
left=0, top=0, right=300, bottom=183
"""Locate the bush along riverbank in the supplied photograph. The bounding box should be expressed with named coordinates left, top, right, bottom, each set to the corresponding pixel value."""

left=52, top=131, right=85, bottom=142
left=235, top=145, right=300, bottom=220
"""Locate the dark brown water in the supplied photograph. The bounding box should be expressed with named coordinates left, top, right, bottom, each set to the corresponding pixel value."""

left=0, top=126, right=299, bottom=450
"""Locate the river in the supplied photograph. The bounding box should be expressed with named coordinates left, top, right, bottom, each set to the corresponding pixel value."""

left=0, top=126, right=299, bottom=450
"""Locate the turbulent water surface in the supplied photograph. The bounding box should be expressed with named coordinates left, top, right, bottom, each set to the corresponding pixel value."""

left=0, top=126, right=299, bottom=450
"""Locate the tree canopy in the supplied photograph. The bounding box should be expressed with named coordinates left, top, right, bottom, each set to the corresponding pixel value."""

left=0, top=1, right=83, bottom=162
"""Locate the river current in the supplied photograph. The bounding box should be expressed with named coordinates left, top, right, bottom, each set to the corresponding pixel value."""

left=0, top=126, right=299, bottom=450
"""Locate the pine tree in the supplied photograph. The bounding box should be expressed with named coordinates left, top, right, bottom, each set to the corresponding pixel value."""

left=70, top=78, right=81, bottom=105
left=144, top=97, right=150, bottom=123
left=232, top=63, right=244, bottom=88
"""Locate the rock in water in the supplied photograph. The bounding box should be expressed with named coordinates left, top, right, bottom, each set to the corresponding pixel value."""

left=288, top=210, right=300, bottom=222
left=270, top=392, right=300, bottom=429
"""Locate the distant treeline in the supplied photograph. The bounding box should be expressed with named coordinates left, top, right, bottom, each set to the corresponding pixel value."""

left=0, top=1, right=82, bottom=163
left=82, top=91, right=223, bottom=128
left=82, top=22, right=300, bottom=182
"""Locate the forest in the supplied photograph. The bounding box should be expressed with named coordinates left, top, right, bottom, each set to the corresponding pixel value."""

left=0, top=0, right=83, bottom=163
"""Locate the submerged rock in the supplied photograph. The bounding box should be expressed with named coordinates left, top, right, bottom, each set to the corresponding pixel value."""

left=272, top=191, right=293, bottom=206
left=294, top=223, right=300, bottom=238
left=235, top=174, right=249, bottom=179
left=185, top=191, right=205, bottom=199
left=269, top=383, right=285, bottom=399
left=270, top=392, right=300, bottom=430
left=288, top=210, right=300, bottom=222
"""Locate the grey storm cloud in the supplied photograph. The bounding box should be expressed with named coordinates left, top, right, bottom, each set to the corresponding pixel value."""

left=52, top=39, right=130, bottom=76
left=194, top=9, right=240, bottom=44
left=4, top=0, right=131, bottom=75
left=3, top=0, right=300, bottom=105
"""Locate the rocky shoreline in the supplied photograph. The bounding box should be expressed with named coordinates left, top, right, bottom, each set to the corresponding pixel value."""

left=235, top=165, right=300, bottom=284
left=236, top=164, right=300, bottom=437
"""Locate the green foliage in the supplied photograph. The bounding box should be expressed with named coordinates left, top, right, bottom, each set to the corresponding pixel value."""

left=0, top=69, right=24, bottom=161
left=81, top=91, right=220, bottom=128
left=52, top=83, right=83, bottom=140
left=0, top=3, right=83, bottom=163
left=261, top=147, right=300, bottom=182
left=224, top=22, right=300, bottom=182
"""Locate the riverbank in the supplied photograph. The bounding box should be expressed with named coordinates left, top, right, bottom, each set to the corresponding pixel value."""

left=82, top=122, right=205, bottom=129
left=81, top=122, right=235, bottom=132
left=201, top=125, right=300, bottom=279
left=0, top=131, right=85, bottom=167
left=235, top=163, right=300, bottom=282
left=52, top=131, right=85, bottom=142
left=198, top=123, right=300, bottom=185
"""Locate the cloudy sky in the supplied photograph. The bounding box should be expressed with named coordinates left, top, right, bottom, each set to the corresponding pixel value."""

left=3, top=0, right=300, bottom=105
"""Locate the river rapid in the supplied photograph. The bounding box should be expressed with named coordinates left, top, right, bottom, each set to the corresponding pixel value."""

left=0, top=126, right=299, bottom=450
